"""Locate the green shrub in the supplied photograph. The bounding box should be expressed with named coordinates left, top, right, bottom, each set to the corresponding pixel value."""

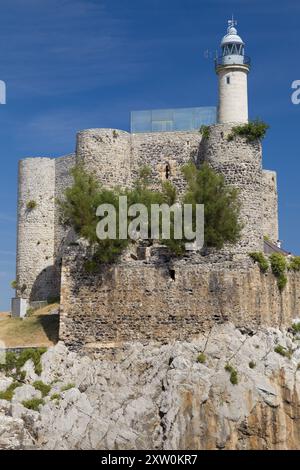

left=22, top=398, right=44, bottom=411
left=227, top=119, right=269, bottom=143
left=33, top=381, right=51, bottom=398
left=0, top=351, right=18, bottom=374
left=0, top=382, right=22, bottom=401
left=249, top=252, right=269, bottom=273
left=274, top=345, right=292, bottom=359
left=277, top=275, right=287, bottom=291
left=26, top=200, right=37, bottom=210
left=292, top=322, right=300, bottom=333
left=13, top=370, right=26, bottom=382
left=0, top=348, right=47, bottom=378
left=199, top=125, right=211, bottom=139
left=229, top=370, right=238, bottom=385
left=225, top=364, right=238, bottom=385
left=270, top=253, right=288, bottom=291
left=50, top=393, right=61, bottom=401
left=10, top=280, right=17, bottom=290
left=249, top=361, right=256, bottom=369
left=197, top=353, right=206, bottom=364
left=16, top=348, right=47, bottom=376
left=289, top=256, right=300, bottom=272
left=61, top=383, right=75, bottom=392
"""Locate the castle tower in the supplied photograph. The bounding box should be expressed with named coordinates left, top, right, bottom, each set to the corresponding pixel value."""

left=216, top=18, right=250, bottom=124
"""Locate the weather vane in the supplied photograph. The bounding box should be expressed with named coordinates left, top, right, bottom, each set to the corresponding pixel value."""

left=228, top=15, right=237, bottom=30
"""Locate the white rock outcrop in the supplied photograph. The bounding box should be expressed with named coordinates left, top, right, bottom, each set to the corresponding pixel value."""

left=1, top=323, right=300, bottom=450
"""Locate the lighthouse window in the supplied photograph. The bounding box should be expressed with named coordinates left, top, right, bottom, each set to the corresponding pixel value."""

left=226, top=76, right=230, bottom=84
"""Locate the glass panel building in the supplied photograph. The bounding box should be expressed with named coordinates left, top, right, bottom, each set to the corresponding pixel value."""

left=131, top=106, right=217, bottom=133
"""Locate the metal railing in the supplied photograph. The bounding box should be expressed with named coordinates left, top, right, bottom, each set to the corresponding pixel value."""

left=214, top=55, right=251, bottom=67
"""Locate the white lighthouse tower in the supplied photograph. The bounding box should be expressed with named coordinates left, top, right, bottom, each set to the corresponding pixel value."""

left=215, top=18, right=250, bottom=124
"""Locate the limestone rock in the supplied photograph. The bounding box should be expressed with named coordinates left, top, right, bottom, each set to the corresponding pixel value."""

left=12, top=385, right=42, bottom=404
left=1, top=323, right=300, bottom=450
left=0, top=415, right=25, bottom=449
left=0, top=376, right=13, bottom=392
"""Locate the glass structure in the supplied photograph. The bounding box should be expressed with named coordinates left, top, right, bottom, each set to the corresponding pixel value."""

left=130, top=107, right=217, bottom=133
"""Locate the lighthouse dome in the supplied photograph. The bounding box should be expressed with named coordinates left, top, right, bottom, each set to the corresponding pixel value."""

left=221, top=26, right=244, bottom=46
left=218, top=19, right=248, bottom=66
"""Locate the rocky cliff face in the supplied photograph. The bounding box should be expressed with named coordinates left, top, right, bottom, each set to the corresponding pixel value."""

left=1, top=323, right=300, bottom=450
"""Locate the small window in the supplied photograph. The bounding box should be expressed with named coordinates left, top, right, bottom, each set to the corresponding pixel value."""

left=226, top=76, right=230, bottom=85
left=165, top=163, right=171, bottom=180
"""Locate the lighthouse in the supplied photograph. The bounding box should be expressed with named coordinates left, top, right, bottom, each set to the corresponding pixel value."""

left=215, top=18, right=250, bottom=124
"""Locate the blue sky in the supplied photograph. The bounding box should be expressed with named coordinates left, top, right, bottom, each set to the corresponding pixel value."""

left=0, top=0, right=299, bottom=310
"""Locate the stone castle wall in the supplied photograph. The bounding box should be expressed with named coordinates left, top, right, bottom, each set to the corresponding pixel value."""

left=262, top=170, right=279, bottom=243
left=76, top=129, right=202, bottom=193
left=131, top=131, right=202, bottom=193
left=76, top=129, right=132, bottom=188
left=16, top=158, right=56, bottom=301
left=59, top=245, right=298, bottom=356
left=199, top=124, right=264, bottom=253
left=15, top=126, right=279, bottom=302
left=16, top=154, right=75, bottom=302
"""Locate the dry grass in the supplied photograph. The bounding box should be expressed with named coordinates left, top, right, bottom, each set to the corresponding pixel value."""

left=0, top=304, right=59, bottom=348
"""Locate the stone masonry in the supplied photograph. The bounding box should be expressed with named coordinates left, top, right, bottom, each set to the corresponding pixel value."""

left=15, top=126, right=278, bottom=307
left=59, top=244, right=300, bottom=356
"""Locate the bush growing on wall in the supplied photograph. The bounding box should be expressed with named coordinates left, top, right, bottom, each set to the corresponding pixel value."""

left=227, top=119, right=269, bottom=143
left=183, top=163, right=242, bottom=249
left=269, top=252, right=288, bottom=291
left=58, top=164, right=242, bottom=265
left=249, top=252, right=269, bottom=273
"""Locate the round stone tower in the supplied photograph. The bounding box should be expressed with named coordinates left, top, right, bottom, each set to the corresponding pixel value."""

left=215, top=18, right=250, bottom=124
left=16, top=158, right=57, bottom=302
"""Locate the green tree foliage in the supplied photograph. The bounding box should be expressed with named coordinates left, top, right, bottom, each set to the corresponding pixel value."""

left=289, top=256, right=300, bottom=272
left=183, top=163, right=242, bottom=249
left=227, top=119, right=269, bottom=143
left=58, top=163, right=242, bottom=267
left=58, top=166, right=129, bottom=264
left=199, top=125, right=210, bottom=139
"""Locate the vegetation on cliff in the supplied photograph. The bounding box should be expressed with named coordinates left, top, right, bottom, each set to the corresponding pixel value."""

left=269, top=252, right=288, bottom=291
left=249, top=252, right=269, bottom=273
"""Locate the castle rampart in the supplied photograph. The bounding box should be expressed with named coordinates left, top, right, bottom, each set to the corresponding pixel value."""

left=59, top=245, right=298, bottom=357
left=15, top=126, right=279, bottom=303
